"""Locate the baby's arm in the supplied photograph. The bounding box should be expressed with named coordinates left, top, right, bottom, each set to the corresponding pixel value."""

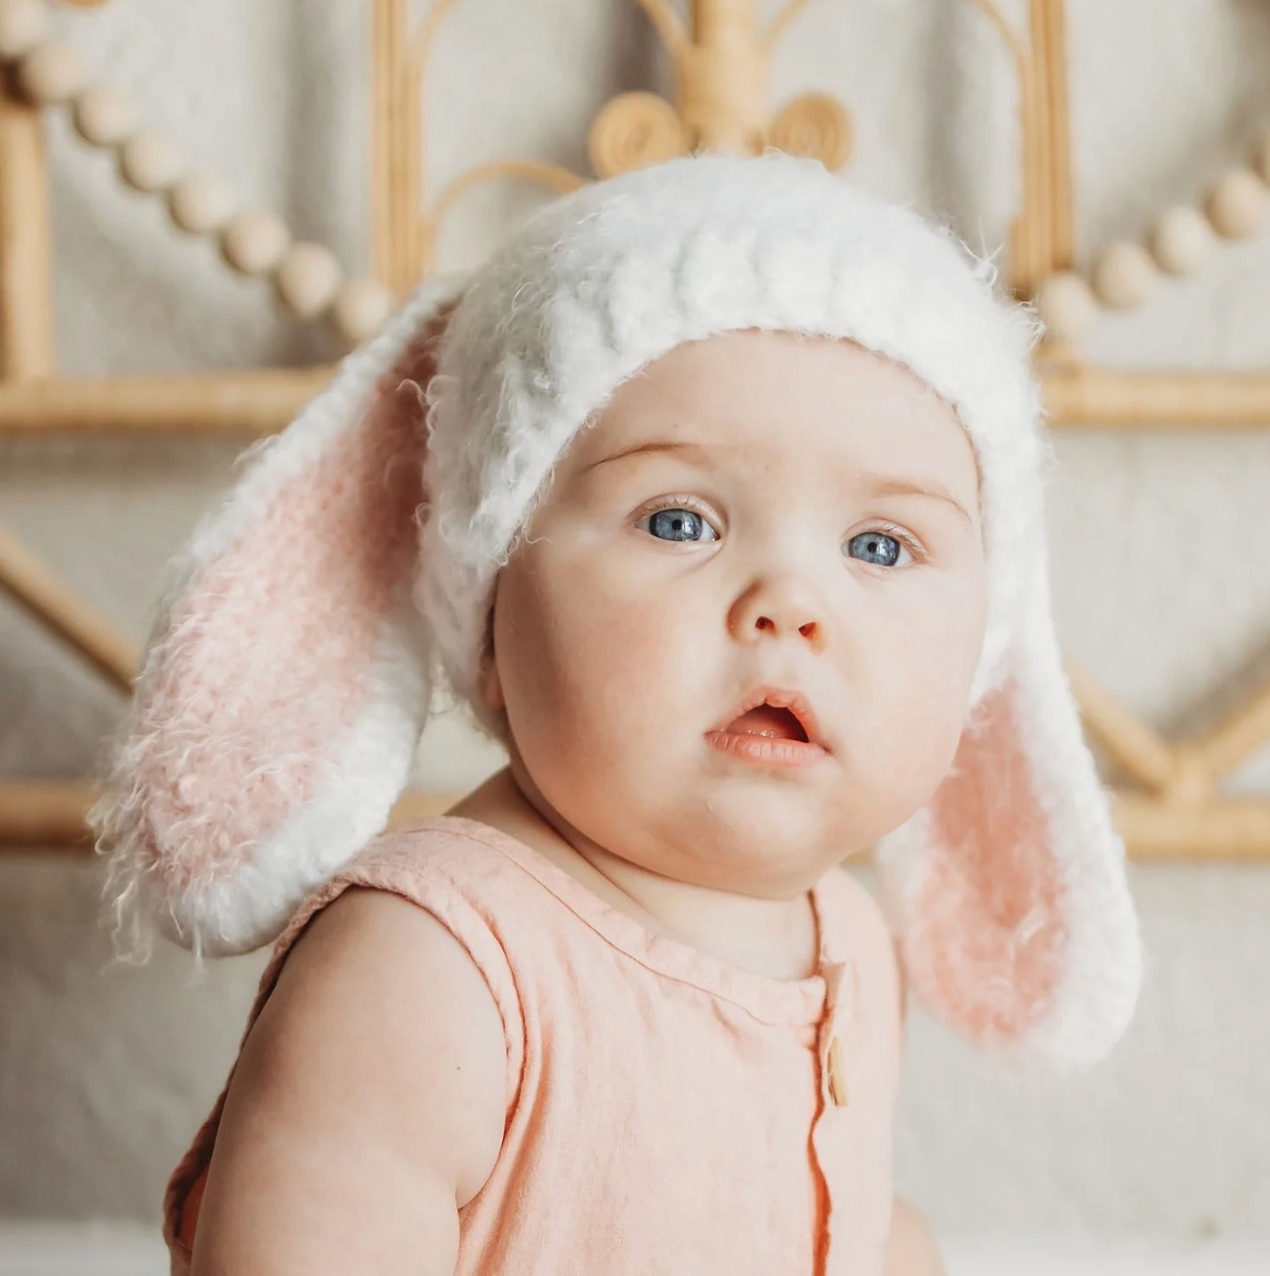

left=885, top=1197, right=947, bottom=1276
left=189, top=888, right=508, bottom=1276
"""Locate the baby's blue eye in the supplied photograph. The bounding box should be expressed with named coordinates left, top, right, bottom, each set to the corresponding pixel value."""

left=846, top=530, right=910, bottom=568
left=645, top=508, right=719, bottom=543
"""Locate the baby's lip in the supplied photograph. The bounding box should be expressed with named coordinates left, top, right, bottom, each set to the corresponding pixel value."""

left=710, top=684, right=828, bottom=751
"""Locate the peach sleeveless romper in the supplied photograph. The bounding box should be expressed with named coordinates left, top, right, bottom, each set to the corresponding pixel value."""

left=164, top=815, right=904, bottom=1275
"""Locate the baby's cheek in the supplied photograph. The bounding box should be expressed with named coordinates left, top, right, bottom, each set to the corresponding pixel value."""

left=839, top=603, right=976, bottom=812
left=570, top=595, right=693, bottom=744
left=888, top=633, right=980, bottom=792
left=514, top=603, right=692, bottom=837
left=513, top=572, right=664, bottom=758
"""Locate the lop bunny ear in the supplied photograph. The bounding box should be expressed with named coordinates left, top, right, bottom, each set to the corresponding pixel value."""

left=92, top=277, right=466, bottom=958
left=874, top=550, right=1142, bottom=1072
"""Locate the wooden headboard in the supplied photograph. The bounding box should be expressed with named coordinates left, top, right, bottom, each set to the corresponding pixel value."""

left=0, top=0, right=1267, bottom=860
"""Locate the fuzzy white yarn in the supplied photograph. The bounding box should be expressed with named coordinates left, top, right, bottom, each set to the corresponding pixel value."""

left=408, top=152, right=1138, bottom=1071
left=418, top=152, right=1048, bottom=730
left=93, top=278, right=461, bottom=958
left=93, top=151, right=1139, bottom=1072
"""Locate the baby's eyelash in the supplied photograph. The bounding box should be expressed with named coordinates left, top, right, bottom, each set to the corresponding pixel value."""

left=635, top=500, right=927, bottom=562
left=861, top=521, right=927, bottom=562
left=639, top=494, right=719, bottom=524
left=644, top=495, right=699, bottom=511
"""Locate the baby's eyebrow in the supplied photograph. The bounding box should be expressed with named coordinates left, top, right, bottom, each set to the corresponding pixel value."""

left=582, top=441, right=975, bottom=527
left=580, top=439, right=712, bottom=472
left=857, top=474, right=976, bottom=527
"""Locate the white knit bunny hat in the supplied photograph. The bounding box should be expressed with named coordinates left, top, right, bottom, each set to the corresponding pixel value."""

left=93, top=151, right=1140, bottom=1071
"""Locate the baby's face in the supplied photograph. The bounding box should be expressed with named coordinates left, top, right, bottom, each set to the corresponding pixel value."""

left=480, top=328, right=988, bottom=893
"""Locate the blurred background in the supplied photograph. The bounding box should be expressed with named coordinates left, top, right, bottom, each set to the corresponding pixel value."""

left=0, top=0, right=1268, bottom=1270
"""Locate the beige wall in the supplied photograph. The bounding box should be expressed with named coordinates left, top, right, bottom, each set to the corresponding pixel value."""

left=1, top=0, right=1268, bottom=1237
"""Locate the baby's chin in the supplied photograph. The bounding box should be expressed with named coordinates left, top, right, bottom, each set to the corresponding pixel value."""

left=615, top=778, right=865, bottom=892
left=526, top=731, right=903, bottom=880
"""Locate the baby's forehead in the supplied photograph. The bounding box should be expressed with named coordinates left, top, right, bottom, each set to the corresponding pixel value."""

left=562, top=329, right=976, bottom=489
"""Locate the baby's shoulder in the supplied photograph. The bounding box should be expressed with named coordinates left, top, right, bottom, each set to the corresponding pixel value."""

left=322, top=815, right=551, bottom=929
left=343, top=814, right=522, bottom=886
left=315, top=813, right=534, bottom=1003
left=277, top=885, right=500, bottom=1038
left=260, top=816, right=531, bottom=1096
left=242, top=885, right=511, bottom=1212
left=264, top=817, right=532, bottom=1116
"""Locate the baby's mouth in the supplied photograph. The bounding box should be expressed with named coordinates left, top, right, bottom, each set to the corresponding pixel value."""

left=722, top=704, right=810, bottom=743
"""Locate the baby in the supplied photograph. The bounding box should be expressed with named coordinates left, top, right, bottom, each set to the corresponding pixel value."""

left=92, top=153, right=1141, bottom=1276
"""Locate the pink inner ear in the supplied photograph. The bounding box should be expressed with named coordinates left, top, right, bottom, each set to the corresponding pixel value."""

left=907, top=679, right=1068, bottom=1041
left=132, top=319, right=448, bottom=890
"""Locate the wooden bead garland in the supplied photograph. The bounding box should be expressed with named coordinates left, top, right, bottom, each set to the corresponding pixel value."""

left=1092, top=240, right=1158, bottom=310
left=331, top=278, right=395, bottom=346
left=7, top=0, right=1270, bottom=353
left=275, top=242, right=343, bottom=319
left=221, top=211, right=292, bottom=276
left=0, top=0, right=46, bottom=60
left=1205, top=167, right=1269, bottom=239
left=0, top=2, right=393, bottom=344
left=72, top=83, right=136, bottom=147
left=119, top=131, right=184, bottom=193
left=1026, top=127, right=1270, bottom=338
left=1035, top=271, right=1098, bottom=343
left=18, top=39, right=84, bottom=103
left=1149, top=205, right=1216, bottom=276
left=168, top=173, right=235, bottom=235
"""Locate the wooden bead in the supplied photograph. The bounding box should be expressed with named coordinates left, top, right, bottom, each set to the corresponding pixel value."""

left=220, top=211, right=291, bottom=276
left=1035, top=271, right=1098, bottom=342
left=0, top=0, right=47, bottom=61
left=119, top=131, right=183, bottom=193
left=1091, top=241, right=1158, bottom=310
left=275, top=242, right=343, bottom=319
left=1205, top=168, right=1269, bottom=239
left=331, top=277, right=394, bottom=345
left=1149, top=205, right=1216, bottom=275
left=168, top=173, right=235, bottom=235
left=72, top=83, right=137, bottom=147
left=18, top=39, right=85, bottom=104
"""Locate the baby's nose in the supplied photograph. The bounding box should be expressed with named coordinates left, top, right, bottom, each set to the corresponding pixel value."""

left=731, top=576, right=829, bottom=653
